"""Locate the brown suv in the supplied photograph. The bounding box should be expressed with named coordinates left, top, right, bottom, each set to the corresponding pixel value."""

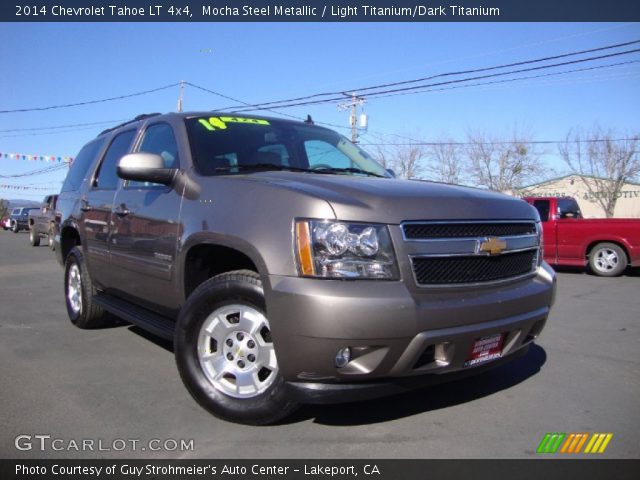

left=55, top=112, right=556, bottom=424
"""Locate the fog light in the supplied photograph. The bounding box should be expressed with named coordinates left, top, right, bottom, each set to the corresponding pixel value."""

left=335, top=347, right=351, bottom=368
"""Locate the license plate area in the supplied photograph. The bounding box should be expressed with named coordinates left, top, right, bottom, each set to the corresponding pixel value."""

left=464, top=333, right=505, bottom=367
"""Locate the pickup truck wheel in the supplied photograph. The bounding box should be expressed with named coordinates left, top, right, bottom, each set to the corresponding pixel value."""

left=64, top=247, right=110, bottom=328
left=589, top=242, right=627, bottom=277
left=175, top=270, right=298, bottom=425
left=12, top=222, right=19, bottom=233
left=48, top=229, right=55, bottom=251
left=29, top=229, right=40, bottom=246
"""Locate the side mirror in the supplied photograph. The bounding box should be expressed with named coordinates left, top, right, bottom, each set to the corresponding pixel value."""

left=385, top=168, right=396, bottom=178
left=117, top=153, right=177, bottom=186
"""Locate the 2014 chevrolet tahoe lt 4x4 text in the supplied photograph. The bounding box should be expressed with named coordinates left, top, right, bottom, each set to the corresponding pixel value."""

left=54, top=112, right=556, bottom=424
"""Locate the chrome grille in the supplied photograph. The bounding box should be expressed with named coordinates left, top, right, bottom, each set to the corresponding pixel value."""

left=402, top=220, right=540, bottom=287
left=403, top=222, right=536, bottom=239
left=411, top=250, right=537, bottom=285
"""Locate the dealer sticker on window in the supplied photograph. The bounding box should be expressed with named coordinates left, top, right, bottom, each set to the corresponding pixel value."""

left=464, top=333, right=505, bottom=367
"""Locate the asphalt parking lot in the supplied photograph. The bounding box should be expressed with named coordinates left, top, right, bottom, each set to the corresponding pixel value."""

left=0, top=231, right=638, bottom=459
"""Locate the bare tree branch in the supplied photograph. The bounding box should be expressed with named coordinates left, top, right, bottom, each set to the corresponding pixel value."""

left=559, top=127, right=640, bottom=217
left=424, top=140, right=466, bottom=184
left=372, top=142, right=425, bottom=179
left=466, top=129, right=544, bottom=192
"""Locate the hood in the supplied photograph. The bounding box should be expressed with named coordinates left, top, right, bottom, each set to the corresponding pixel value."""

left=241, top=172, right=537, bottom=223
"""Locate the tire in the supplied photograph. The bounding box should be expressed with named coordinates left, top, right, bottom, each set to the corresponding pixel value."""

left=175, top=270, right=298, bottom=425
left=48, top=229, right=55, bottom=251
left=589, top=242, right=627, bottom=277
left=12, top=222, right=19, bottom=233
left=64, top=246, right=110, bottom=328
left=29, top=229, right=40, bottom=247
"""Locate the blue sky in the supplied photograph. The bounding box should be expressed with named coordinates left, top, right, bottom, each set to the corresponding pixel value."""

left=1, top=22, right=639, bottom=200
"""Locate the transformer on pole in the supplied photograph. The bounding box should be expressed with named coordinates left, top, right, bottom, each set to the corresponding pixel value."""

left=338, top=93, right=367, bottom=143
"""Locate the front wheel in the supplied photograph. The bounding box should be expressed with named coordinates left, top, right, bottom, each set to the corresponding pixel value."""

left=48, top=228, right=55, bottom=251
left=29, top=229, right=40, bottom=246
left=174, top=270, right=298, bottom=425
left=12, top=222, right=19, bottom=233
left=589, top=242, right=627, bottom=277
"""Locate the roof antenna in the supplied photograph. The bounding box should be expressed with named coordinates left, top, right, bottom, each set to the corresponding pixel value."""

left=304, top=114, right=314, bottom=125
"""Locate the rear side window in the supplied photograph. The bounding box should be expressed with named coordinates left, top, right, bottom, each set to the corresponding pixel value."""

left=93, top=130, right=137, bottom=190
left=61, top=137, right=107, bottom=193
left=558, top=198, right=582, bottom=219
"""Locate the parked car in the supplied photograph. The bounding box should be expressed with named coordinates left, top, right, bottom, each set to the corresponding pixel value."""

left=9, top=206, right=39, bottom=233
left=523, top=196, right=640, bottom=276
left=28, top=194, right=58, bottom=249
left=55, top=112, right=556, bottom=424
left=1, top=214, right=10, bottom=231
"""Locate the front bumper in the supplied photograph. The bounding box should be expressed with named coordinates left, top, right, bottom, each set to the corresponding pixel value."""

left=266, top=262, right=555, bottom=402
left=287, top=344, right=531, bottom=404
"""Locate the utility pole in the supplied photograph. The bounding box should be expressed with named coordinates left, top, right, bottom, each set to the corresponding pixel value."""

left=338, top=93, right=366, bottom=143
left=177, top=80, right=185, bottom=112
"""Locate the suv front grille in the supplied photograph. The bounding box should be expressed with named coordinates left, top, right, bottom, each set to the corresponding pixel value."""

left=411, top=250, right=537, bottom=286
left=403, top=222, right=536, bottom=239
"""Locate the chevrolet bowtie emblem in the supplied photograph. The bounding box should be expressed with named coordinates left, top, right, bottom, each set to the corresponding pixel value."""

left=478, top=237, right=507, bottom=255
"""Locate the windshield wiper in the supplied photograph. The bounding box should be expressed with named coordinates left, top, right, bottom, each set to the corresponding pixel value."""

left=213, top=163, right=314, bottom=174
left=312, top=167, right=386, bottom=178
left=212, top=163, right=386, bottom=178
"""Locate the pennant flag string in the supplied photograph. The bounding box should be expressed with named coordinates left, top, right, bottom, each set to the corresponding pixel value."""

left=0, top=184, right=56, bottom=191
left=0, top=151, right=73, bottom=163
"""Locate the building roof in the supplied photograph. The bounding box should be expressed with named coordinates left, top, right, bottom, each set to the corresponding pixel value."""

left=518, top=173, right=640, bottom=189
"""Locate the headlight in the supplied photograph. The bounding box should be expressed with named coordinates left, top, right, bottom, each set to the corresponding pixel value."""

left=536, top=221, right=544, bottom=266
left=295, top=220, right=399, bottom=279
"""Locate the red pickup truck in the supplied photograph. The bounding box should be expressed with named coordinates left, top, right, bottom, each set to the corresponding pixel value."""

left=523, top=196, right=640, bottom=277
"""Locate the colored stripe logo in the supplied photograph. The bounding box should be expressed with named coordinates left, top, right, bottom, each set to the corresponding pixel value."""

left=537, top=433, right=613, bottom=454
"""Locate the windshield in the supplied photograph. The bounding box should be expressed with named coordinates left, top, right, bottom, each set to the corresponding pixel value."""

left=185, top=115, right=389, bottom=178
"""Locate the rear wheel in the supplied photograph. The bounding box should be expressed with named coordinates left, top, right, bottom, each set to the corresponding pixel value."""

left=589, top=242, right=627, bottom=277
left=29, top=229, right=40, bottom=246
left=175, top=270, right=298, bottom=425
left=64, top=247, right=111, bottom=328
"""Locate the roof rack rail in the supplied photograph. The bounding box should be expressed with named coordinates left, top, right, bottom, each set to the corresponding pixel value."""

left=98, top=113, right=162, bottom=136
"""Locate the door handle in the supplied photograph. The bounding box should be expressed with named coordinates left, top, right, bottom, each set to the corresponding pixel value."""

left=115, top=206, right=132, bottom=217
left=80, top=200, right=92, bottom=212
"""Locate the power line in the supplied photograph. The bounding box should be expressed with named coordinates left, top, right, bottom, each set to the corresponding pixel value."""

left=345, top=39, right=640, bottom=95
left=365, top=59, right=640, bottom=102
left=300, top=23, right=637, bottom=94
left=0, top=119, right=127, bottom=133
left=221, top=40, right=640, bottom=111
left=185, top=81, right=304, bottom=121
left=361, top=137, right=639, bottom=147
left=0, top=164, right=68, bottom=179
left=0, top=83, right=181, bottom=114
left=0, top=124, right=128, bottom=139
left=231, top=48, right=640, bottom=111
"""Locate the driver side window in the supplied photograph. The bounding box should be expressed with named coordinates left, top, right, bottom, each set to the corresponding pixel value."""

left=532, top=200, right=550, bottom=222
left=128, top=123, right=179, bottom=188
